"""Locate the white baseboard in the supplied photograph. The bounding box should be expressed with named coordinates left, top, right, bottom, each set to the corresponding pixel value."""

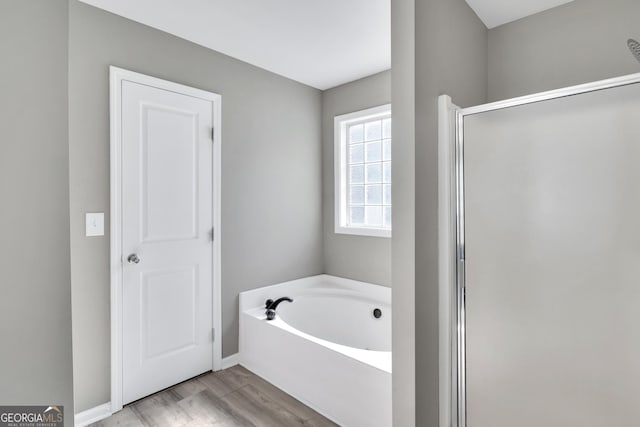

left=75, top=355, right=237, bottom=426
left=74, top=356, right=237, bottom=425
left=75, top=402, right=112, bottom=427
left=221, top=353, right=240, bottom=369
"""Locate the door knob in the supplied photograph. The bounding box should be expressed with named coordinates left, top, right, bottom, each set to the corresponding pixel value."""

left=127, top=253, right=140, bottom=264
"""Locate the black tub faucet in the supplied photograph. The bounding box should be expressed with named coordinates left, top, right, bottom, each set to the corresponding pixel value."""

left=265, top=297, right=293, bottom=320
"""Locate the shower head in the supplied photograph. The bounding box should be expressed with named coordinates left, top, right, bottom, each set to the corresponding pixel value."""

left=628, top=39, right=640, bottom=63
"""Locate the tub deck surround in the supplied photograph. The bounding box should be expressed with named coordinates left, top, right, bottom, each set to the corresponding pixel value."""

left=239, top=275, right=392, bottom=427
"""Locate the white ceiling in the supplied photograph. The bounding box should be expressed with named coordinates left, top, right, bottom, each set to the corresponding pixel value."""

left=79, top=0, right=574, bottom=90
left=465, top=0, right=575, bottom=29
left=78, top=0, right=390, bottom=90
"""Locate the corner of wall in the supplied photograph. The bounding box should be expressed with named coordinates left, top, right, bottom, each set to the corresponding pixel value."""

left=320, top=72, right=392, bottom=287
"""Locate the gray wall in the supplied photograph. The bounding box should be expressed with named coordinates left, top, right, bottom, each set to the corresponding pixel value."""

left=488, top=0, right=640, bottom=101
left=392, top=0, right=488, bottom=425
left=68, top=1, right=323, bottom=412
left=0, top=0, right=75, bottom=424
left=415, top=2, right=488, bottom=424
left=390, top=0, right=416, bottom=423
left=322, top=71, right=392, bottom=287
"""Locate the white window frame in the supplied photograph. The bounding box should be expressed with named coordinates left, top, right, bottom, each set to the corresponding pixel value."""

left=334, top=104, right=392, bottom=238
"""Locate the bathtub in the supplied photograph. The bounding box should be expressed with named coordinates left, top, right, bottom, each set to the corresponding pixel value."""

left=239, top=274, right=391, bottom=427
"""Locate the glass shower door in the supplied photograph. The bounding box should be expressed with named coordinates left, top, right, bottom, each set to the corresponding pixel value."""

left=463, top=83, right=640, bottom=427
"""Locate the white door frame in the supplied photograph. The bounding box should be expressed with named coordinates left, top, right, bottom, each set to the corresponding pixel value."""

left=109, top=66, right=222, bottom=412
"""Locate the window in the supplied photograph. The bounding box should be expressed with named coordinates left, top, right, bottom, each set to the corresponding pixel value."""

left=334, top=104, right=391, bottom=238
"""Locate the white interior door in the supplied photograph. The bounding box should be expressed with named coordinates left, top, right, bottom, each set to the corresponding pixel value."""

left=120, top=76, right=215, bottom=404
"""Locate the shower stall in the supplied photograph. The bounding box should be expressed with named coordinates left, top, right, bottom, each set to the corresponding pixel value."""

left=439, top=73, right=640, bottom=427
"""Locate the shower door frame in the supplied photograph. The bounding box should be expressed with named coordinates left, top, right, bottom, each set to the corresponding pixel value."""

left=438, top=71, right=640, bottom=427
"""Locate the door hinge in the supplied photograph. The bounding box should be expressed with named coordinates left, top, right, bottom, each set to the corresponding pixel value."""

left=211, top=127, right=215, bottom=141
left=209, top=227, right=215, bottom=241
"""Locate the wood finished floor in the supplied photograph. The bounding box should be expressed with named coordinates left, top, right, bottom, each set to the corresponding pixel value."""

left=91, top=365, right=338, bottom=427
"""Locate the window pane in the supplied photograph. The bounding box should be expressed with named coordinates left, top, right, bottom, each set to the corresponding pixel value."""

left=365, top=163, right=382, bottom=183
left=383, top=118, right=392, bottom=139
left=350, top=185, right=364, bottom=205
left=383, top=161, right=391, bottom=183
left=383, top=184, right=391, bottom=205
left=337, top=109, right=392, bottom=234
left=365, top=206, right=383, bottom=226
left=365, top=120, right=382, bottom=141
left=350, top=165, right=364, bottom=184
left=383, top=207, right=392, bottom=228
left=350, top=207, right=364, bottom=224
left=350, top=143, right=364, bottom=164
left=383, top=139, right=392, bottom=161
left=349, top=124, right=364, bottom=143
left=365, top=185, right=382, bottom=205
left=365, top=141, right=382, bottom=162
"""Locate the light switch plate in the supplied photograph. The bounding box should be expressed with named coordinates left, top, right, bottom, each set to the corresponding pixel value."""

left=86, top=212, right=104, bottom=237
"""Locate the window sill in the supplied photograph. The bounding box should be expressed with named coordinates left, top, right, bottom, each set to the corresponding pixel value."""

left=335, top=225, right=391, bottom=238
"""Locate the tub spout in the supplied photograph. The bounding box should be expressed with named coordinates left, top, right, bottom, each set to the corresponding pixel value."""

left=265, top=297, right=293, bottom=320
